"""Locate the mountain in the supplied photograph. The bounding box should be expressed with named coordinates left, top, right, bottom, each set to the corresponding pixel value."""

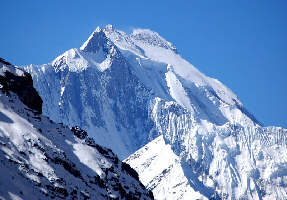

left=23, top=25, right=287, bottom=199
left=0, top=59, right=153, bottom=200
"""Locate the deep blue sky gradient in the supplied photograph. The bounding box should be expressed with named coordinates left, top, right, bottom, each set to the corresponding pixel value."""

left=0, top=0, right=286, bottom=128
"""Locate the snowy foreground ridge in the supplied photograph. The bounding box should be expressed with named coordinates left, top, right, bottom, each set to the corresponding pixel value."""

left=0, top=60, right=153, bottom=199
left=24, top=25, right=287, bottom=199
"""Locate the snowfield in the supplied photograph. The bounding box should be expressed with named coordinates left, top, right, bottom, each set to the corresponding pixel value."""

left=22, top=25, right=287, bottom=199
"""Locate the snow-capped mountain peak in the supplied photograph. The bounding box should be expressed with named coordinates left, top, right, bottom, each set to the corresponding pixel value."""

left=80, top=25, right=118, bottom=55
left=25, top=25, right=258, bottom=158
left=23, top=25, right=287, bottom=199
left=52, top=26, right=123, bottom=73
left=80, top=27, right=106, bottom=52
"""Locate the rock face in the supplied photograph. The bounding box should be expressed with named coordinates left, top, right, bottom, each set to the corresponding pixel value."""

left=23, top=25, right=287, bottom=199
left=0, top=61, right=153, bottom=200
left=0, top=58, right=42, bottom=113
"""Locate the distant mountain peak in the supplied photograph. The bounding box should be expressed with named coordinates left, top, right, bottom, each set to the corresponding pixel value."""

left=80, top=25, right=119, bottom=53
left=82, top=25, right=178, bottom=55
left=52, top=25, right=123, bottom=72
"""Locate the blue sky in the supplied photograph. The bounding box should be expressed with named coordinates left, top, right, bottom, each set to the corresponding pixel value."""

left=0, top=0, right=286, bottom=128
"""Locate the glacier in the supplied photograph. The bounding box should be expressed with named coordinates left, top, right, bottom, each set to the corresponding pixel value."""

left=23, top=25, right=287, bottom=199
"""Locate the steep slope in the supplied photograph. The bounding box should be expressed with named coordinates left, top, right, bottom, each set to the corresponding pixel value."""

left=24, top=25, right=260, bottom=159
left=25, top=33, right=153, bottom=159
left=126, top=122, right=287, bottom=199
left=125, top=135, right=208, bottom=200
left=0, top=59, right=153, bottom=200
left=0, top=58, right=42, bottom=113
left=23, top=25, right=287, bottom=199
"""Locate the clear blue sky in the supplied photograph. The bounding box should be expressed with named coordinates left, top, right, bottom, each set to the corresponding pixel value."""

left=1, top=0, right=286, bottom=128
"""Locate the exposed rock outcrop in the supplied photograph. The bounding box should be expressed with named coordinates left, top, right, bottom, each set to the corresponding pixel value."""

left=0, top=58, right=42, bottom=113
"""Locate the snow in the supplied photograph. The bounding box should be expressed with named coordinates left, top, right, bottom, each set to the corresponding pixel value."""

left=126, top=123, right=287, bottom=199
left=131, top=28, right=177, bottom=52
left=125, top=135, right=207, bottom=200
left=0, top=85, right=153, bottom=199
left=80, top=26, right=102, bottom=51
left=73, top=143, right=110, bottom=177
left=0, top=63, right=25, bottom=77
left=21, top=24, right=287, bottom=199
left=165, top=69, right=193, bottom=111
left=52, top=48, right=89, bottom=72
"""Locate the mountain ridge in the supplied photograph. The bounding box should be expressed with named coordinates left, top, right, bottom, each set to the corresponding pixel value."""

left=23, top=25, right=287, bottom=199
left=0, top=59, right=154, bottom=200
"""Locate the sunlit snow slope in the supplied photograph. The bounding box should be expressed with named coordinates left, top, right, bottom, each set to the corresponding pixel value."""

left=24, top=25, right=287, bottom=199
left=0, top=59, right=153, bottom=200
